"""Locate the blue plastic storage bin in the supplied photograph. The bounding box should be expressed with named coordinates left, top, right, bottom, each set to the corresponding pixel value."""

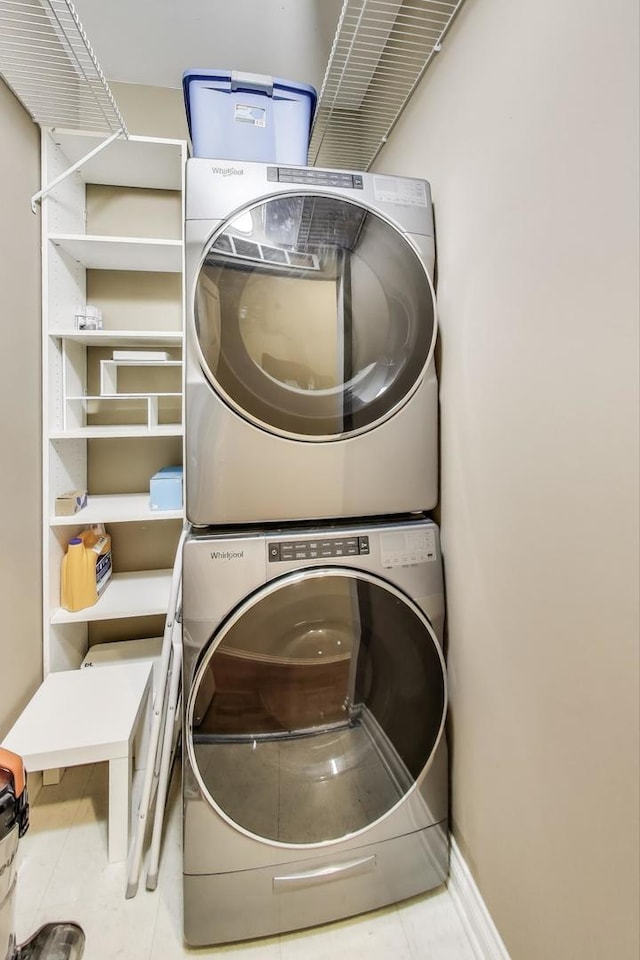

left=149, top=466, right=183, bottom=511
left=183, top=69, right=317, bottom=164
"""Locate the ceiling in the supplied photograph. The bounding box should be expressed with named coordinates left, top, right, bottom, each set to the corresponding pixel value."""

left=71, top=0, right=344, bottom=94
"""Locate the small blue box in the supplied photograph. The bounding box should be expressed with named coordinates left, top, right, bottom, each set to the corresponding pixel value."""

left=150, top=466, right=183, bottom=511
left=182, top=69, right=317, bottom=164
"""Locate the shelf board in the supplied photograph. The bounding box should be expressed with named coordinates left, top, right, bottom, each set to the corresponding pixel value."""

left=67, top=393, right=182, bottom=400
left=50, top=494, right=183, bottom=526
left=49, top=424, right=183, bottom=439
left=51, top=568, right=173, bottom=623
left=49, top=234, right=182, bottom=272
left=103, top=360, right=182, bottom=367
left=51, top=130, right=185, bottom=191
left=49, top=330, right=183, bottom=347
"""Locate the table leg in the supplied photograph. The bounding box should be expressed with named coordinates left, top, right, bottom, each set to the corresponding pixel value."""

left=108, top=754, right=131, bottom=862
left=133, top=685, right=152, bottom=771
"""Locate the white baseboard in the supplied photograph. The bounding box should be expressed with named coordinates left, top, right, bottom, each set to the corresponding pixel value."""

left=447, top=836, right=512, bottom=960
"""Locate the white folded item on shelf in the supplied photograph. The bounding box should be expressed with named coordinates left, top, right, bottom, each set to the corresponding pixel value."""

left=81, top=637, right=163, bottom=696
left=112, top=351, right=171, bottom=361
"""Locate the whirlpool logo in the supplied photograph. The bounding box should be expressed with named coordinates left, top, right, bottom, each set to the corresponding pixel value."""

left=211, top=166, right=244, bottom=177
left=210, top=550, right=245, bottom=560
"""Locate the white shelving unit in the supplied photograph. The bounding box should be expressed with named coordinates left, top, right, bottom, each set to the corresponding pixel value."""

left=48, top=493, right=183, bottom=526
left=99, top=358, right=182, bottom=395
left=49, top=423, right=184, bottom=440
left=42, top=127, right=187, bottom=674
left=49, top=234, right=183, bottom=272
left=50, top=570, right=174, bottom=624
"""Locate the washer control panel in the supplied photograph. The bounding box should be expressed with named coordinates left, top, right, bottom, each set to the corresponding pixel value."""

left=268, top=535, right=370, bottom=563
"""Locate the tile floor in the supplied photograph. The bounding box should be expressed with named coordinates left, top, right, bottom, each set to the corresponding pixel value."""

left=13, top=761, right=479, bottom=960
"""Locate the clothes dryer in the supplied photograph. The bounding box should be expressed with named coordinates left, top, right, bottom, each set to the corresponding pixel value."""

left=182, top=516, right=448, bottom=945
left=185, top=159, right=439, bottom=525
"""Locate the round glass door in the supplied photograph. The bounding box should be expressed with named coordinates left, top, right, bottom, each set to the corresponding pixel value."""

left=193, top=195, right=436, bottom=440
left=187, top=569, right=446, bottom=845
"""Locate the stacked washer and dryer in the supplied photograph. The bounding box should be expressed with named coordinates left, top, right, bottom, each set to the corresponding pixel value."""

left=182, top=158, right=448, bottom=945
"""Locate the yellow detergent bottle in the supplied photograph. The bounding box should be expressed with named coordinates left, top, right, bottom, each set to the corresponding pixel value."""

left=60, top=527, right=112, bottom=612
left=61, top=537, right=97, bottom=612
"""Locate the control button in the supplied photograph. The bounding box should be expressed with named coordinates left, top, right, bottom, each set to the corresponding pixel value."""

left=347, top=546, right=358, bottom=555
left=359, top=537, right=370, bottom=554
left=267, top=167, right=278, bottom=182
left=352, top=175, right=364, bottom=189
left=268, top=544, right=280, bottom=561
left=346, top=538, right=358, bottom=547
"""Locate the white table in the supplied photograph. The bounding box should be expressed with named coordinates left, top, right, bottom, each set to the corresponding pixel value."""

left=1, top=662, right=152, bottom=862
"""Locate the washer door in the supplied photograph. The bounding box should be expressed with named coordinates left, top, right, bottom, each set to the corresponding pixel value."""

left=193, top=194, right=436, bottom=440
left=187, top=568, right=446, bottom=845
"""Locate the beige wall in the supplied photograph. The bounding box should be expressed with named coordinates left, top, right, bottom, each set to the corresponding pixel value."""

left=0, top=80, right=42, bottom=737
left=110, top=81, right=188, bottom=141
left=375, top=1, right=640, bottom=958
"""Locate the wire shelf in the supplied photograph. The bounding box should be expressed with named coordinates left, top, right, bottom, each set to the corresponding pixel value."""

left=309, top=0, right=465, bottom=170
left=0, top=0, right=127, bottom=135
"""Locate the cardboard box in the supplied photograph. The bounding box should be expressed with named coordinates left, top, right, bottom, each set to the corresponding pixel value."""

left=150, top=466, right=183, bottom=511
left=55, top=489, right=88, bottom=516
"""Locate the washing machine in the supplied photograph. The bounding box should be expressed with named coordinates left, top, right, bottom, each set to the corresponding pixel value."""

left=185, top=158, right=439, bottom=525
left=182, top=516, right=448, bottom=945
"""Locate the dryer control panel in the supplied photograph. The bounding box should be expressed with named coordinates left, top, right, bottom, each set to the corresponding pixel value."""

left=268, top=535, right=370, bottom=562
left=380, top=527, right=437, bottom=568
left=267, top=166, right=364, bottom=189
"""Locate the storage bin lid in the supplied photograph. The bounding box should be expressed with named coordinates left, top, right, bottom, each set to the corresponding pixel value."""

left=182, top=69, right=317, bottom=141
left=151, top=465, right=183, bottom=480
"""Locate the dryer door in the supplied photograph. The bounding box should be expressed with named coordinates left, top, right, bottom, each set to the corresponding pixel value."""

left=187, top=568, right=446, bottom=845
left=192, top=194, right=436, bottom=440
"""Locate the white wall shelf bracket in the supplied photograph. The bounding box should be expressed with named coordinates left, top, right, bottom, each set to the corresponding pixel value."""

left=31, top=127, right=126, bottom=213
